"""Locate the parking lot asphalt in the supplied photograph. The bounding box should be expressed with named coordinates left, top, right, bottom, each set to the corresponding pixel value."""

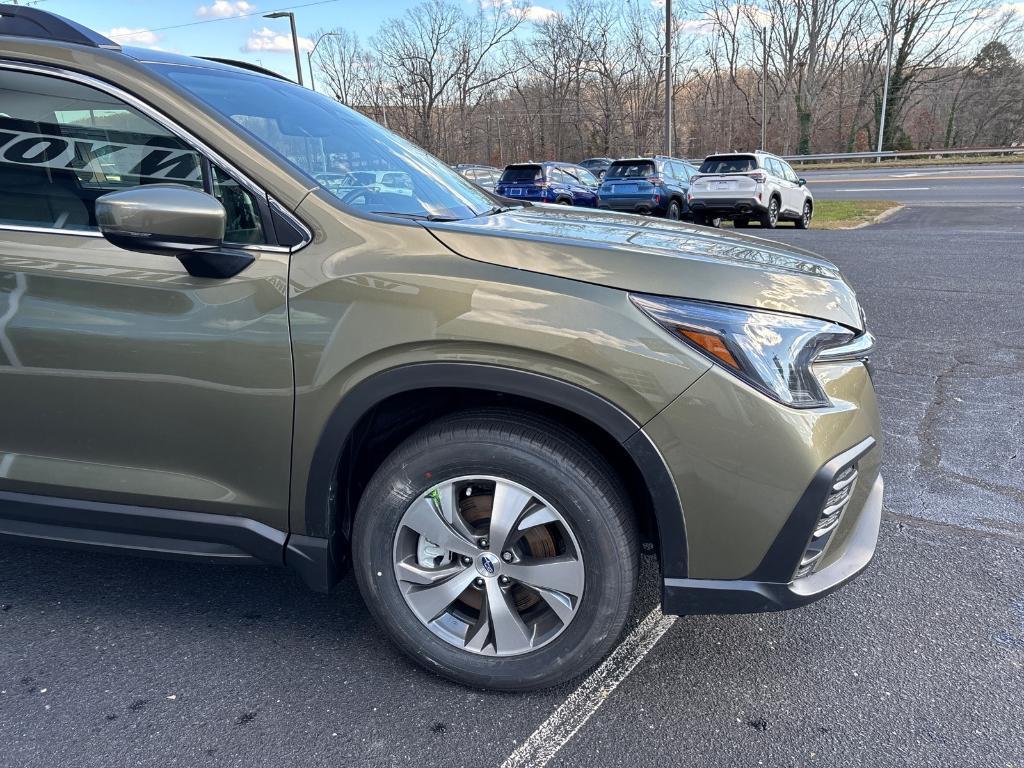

left=2, top=204, right=1022, bottom=768
left=801, top=162, right=1024, bottom=204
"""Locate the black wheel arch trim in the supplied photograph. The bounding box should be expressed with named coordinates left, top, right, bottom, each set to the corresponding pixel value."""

left=302, top=362, right=689, bottom=578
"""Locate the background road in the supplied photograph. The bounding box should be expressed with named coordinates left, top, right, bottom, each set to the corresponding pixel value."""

left=2, top=205, right=1022, bottom=767
left=801, top=162, right=1024, bottom=204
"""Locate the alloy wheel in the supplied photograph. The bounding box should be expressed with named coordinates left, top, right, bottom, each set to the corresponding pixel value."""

left=392, top=476, right=585, bottom=657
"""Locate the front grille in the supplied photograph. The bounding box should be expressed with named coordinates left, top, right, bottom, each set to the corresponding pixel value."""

left=794, top=465, right=859, bottom=579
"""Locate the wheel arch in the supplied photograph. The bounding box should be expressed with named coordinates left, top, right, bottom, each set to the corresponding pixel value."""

left=297, top=363, right=688, bottom=589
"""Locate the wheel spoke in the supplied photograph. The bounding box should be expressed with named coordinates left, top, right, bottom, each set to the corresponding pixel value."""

left=488, top=480, right=533, bottom=553
left=517, top=504, right=558, bottom=531
left=395, top=557, right=465, bottom=586
left=533, top=586, right=575, bottom=624
left=484, top=578, right=533, bottom=653
left=503, top=556, right=584, bottom=597
left=463, top=590, right=492, bottom=653
left=403, top=568, right=477, bottom=623
left=430, top=481, right=476, bottom=540
left=403, top=496, right=479, bottom=558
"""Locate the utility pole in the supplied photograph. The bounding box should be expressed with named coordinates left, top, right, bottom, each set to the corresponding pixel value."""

left=876, top=1, right=894, bottom=157
left=760, top=26, right=768, bottom=150
left=264, top=11, right=303, bottom=86
left=664, top=0, right=673, bottom=156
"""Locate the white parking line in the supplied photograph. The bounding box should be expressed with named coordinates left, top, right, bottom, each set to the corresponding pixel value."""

left=500, top=607, right=677, bottom=768
left=832, top=186, right=931, bottom=192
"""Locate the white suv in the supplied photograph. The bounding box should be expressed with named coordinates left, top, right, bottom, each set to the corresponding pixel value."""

left=687, top=152, right=813, bottom=230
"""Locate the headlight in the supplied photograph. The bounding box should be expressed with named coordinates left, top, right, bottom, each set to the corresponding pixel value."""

left=631, top=294, right=860, bottom=408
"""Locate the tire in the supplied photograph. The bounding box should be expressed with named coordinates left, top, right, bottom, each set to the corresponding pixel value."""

left=760, top=196, right=780, bottom=229
left=795, top=201, right=812, bottom=229
left=666, top=199, right=682, bottom=221
left=351, top=409, right=638, bottom=691
left=734, top=217, right=750, bottom=228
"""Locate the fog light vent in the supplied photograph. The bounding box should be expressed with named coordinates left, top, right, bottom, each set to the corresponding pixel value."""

left=794, top=464, right=859, bottom=579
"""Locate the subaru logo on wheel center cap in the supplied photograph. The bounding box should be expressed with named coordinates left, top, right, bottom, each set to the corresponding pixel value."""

left=476, top=552, right=500, bottom=578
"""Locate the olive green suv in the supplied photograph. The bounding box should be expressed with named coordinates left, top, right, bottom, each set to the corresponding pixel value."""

left=0, top=7, right=883, bottom=690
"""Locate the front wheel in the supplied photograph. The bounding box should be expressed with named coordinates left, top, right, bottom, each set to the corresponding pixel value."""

left=352, top=410, right=638, bottom=691
left=795, top=201, right=812, bottom=229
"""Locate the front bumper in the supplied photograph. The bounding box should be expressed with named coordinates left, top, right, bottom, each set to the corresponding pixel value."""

left=643, top=356, right=882, bottom=616
left=664, top=472, right=883, bottom=614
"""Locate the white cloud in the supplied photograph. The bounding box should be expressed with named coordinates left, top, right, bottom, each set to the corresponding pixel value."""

left=243, top=26, right=314, bottom=53
left=482, top=1, right=558, bottom=23
left=197, top=1, right=256, bottom=18
left=106, top=27, right=160, bottom=45
left=518, top=5, right=558, bottom=22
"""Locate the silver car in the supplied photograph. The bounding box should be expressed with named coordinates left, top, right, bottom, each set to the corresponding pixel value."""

left=687, top=151, right=813, bottom=230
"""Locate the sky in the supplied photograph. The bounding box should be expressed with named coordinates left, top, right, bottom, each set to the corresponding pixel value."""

left=24, top=0, right=572, bottom=85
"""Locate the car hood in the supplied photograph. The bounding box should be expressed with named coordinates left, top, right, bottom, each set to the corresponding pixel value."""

left=426, top=206, right=863, bottom=331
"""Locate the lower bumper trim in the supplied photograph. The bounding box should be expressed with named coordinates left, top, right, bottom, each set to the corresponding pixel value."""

left=662, top=474, right=883, bottom=615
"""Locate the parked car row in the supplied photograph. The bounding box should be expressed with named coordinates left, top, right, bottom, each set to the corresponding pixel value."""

left=453, top=150, right=814, bottom=229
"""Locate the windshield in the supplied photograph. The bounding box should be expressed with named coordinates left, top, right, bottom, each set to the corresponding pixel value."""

left=156, top=64, right=494, bottom=221
left=605, top=160, right=655, bottom=179
left=501, top=165, right=543, bottom=183
left=699, top=155, right=757, bottom=174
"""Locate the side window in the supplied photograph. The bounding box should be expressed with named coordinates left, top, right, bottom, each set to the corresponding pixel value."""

left=766, top=158, right=785, bottom=179
left=668, top=161, right=684, bottom=180
left=211, top=165, right=265, bottom=244
left=0, top=68, right=266, bottom=245
left=548, top=167, right=565, bottom=184
left=574, top=167, right=599, bottom=187
left=782, top=162, right=800, bottom=183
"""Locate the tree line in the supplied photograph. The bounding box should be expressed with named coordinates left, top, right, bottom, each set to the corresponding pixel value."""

left=310, top=0, right=1024, bottom=164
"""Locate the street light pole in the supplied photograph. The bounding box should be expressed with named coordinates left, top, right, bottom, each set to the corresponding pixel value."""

left=306, top=32, right=345, bottom=93
left=664, top=0, right=673, bottom=156
left=264, top=11, right=303, bottom=86
left=760, top=26, right=768, bottom=150
left=876, top=1, right=894, bottom=156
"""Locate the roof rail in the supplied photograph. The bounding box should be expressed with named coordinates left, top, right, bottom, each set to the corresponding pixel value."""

left=198, top=57, right=293, bottom=82
left=0, top=4, right=120, bottom=49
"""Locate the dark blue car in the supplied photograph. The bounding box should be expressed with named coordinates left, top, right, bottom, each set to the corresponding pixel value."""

left=597, top=156, right=698, bottom=220
left=495, top=162, right=600, bottom=207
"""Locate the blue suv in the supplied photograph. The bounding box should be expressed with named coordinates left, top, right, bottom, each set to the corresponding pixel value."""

left=598, top=156, right=698, bottom=220
left=495, top=162, right=600, bottom=207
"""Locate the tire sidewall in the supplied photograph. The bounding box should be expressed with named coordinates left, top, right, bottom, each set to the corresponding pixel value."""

left=352, top=428, right=634, bottom=690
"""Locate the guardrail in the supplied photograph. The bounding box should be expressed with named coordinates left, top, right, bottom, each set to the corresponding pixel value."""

left=782, top=146, right=1023, bottom=164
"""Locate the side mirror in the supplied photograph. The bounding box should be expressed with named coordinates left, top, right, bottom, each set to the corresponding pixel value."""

left=96, top=185, right=254, bottom=279
left=798, top=178, right=807, bottom=186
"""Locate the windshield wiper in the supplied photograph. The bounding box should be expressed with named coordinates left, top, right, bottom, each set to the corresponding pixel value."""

left=476, top=204, right=520, bottom=217
left=374, top=211, right=460, bottom=222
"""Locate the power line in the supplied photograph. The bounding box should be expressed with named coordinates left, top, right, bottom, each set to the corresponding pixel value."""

left=113, top=0, right=343, bottom=37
